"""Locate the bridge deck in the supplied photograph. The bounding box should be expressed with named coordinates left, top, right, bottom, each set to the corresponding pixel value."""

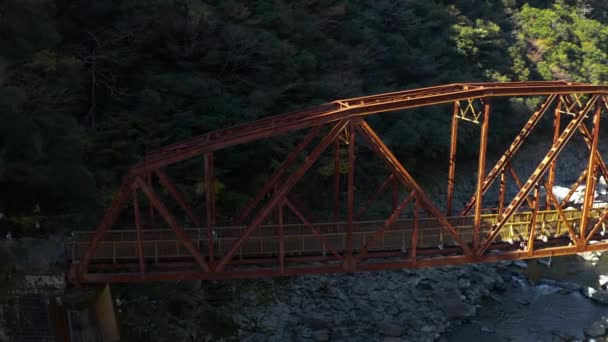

left=69, top=208, right=605, bottom=263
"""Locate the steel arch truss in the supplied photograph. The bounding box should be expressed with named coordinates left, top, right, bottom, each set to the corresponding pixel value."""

left=68, top=82, right=608, bottom=284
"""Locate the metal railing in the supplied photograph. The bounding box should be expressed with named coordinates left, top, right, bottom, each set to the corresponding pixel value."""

left=68, top=208, right=605, bottom=262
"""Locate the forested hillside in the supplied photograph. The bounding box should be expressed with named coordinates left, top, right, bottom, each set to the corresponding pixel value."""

left=1, top=0, right=607, bottom=234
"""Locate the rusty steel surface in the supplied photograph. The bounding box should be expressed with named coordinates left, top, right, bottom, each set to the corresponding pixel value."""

left=69, top=81, right=608, bottom=284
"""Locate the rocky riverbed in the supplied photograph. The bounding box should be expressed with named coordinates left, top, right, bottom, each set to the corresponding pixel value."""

left=117, top=264, right=506, bottom=341
left=114, top=255, right=608, bottom=342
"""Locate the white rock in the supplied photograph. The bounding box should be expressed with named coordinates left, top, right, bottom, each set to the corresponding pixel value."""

left=599, top=275, right=608, bottom=287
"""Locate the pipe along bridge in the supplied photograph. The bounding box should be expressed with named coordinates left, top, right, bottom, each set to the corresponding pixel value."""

left=68, top=81, right=608, bottom=284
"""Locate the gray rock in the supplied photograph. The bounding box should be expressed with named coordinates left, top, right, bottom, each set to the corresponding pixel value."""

left=381, top=337, right=406, bottom=342
left=435, top=289, right=476, bottom=319
left=421, top=325, right=435, bottom=333
left=585, top=320, right=607, bottom=337
left=311, top=329, right=330, bottom=341
left=537, top=278, right=582, bottom=292
left=307, top=314, right=332, bottom=330
left=512, top=260, right=528, bottom=269
left=378, top=322, right=404, bottom=337
left=582, top=287, right=608, bottom=304
left=386, top=305, right=400, bottom=316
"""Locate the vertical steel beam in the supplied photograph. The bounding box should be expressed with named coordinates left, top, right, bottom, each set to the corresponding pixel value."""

left=462, top=95, right=556, bottom=215
left=410, top=197, right=419, bottom=262
left=147, top=173, right=155, bottom=224
left=215, top=120, right=349, bottom=271
left=334, top=139, right=341, bottom=224
left=392, top=174, right=398, bottom=212
left=447, top=101, right=459, bottom=216
left=278, top=200, right=284, bottom=273
left=233, top=126, right=321, bottom=225
left=204, top=152, right=216, bottom=262
left=356, top=121, right=473, bottom=256
left=155, top=169, right=200, bottom=226
left=133, top=188, right=146, bottom=273
left=136, top=177, right=210, bottom=272
left=478, top=95, right=598, bottom=255
left=547, top=98, right=562, bottom=209
left=474, top=100, right=490, bottom=251
left=527, top=184, right=540, bottom=256
left=498, top=167, right=507, bottom=215
left=346, top=123, right=356, bottom=257
left=580, top=103, right=602, bottom=245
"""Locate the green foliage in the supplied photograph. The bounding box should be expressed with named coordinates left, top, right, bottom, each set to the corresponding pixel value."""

left=515, top=1, right=608, bottom=82
left=0, top=0, right=607, bottom=232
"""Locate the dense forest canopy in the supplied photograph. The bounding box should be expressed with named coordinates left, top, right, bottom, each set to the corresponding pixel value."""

left=0, top=0, right=607, bottom=234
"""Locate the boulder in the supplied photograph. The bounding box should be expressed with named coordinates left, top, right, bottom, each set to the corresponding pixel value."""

left=582, top=287, right=608, bottom=304
left=585, top=320, right=607, bottom=337
left=435, top=288, right=476, bottom=319
left=311, top=329, right=330, bottom=341
left=512, top=260, right=528, bottom=269
left=381, top=337, right=406, bottom=342
left=536, top=278, right=582, bottom=292
left=378, top=322, right=404, bottom=337
left=307, top=313, right=330, bottom=329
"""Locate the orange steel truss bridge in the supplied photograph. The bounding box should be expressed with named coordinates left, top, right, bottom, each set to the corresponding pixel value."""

left=68, top=81, right=608, bottom=284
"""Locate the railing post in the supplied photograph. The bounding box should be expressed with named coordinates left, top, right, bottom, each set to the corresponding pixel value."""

left=527, top=184, right=540, bottom=256
left=499, top=167, right=507, bottom=215
left=154, top=242, right=158, bottom=264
